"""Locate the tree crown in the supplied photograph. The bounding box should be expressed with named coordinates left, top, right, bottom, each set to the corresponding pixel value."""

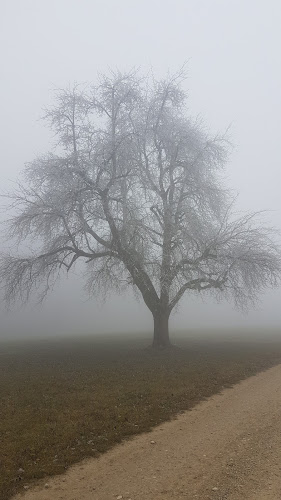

left=1, top=69, right=281, bottom=316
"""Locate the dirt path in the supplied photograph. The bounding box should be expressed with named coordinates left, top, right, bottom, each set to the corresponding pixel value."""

left=13, top=364, right=281, bottom=500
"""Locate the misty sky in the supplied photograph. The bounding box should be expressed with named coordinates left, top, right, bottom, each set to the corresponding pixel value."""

left=0, top=0, right=280, bottom=339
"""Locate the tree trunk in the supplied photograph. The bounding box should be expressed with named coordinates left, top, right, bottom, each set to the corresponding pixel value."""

left=152, top=310, right=171, bottom=348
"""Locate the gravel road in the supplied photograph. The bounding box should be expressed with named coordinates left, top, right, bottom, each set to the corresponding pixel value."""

left=13, top=363, right=281, bottom=500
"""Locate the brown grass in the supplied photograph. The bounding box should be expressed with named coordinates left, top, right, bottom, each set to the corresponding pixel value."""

left=1, top=331, right=281, bottom=499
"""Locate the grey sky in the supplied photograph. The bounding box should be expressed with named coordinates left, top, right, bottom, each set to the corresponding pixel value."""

left=1, top=0, right=280, bottom=338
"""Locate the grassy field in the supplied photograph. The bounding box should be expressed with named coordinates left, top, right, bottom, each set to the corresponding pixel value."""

left=1, top=330, right=281, bottom=499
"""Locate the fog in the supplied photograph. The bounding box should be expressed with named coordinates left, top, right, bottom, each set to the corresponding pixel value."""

left=0, top=0, right=280, bottom=340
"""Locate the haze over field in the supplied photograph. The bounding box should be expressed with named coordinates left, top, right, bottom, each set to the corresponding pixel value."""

left=0, top=0, right=280, bottom=339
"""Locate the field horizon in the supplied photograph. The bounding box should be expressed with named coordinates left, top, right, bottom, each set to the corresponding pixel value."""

left=1, top=326, right=281, bottom=345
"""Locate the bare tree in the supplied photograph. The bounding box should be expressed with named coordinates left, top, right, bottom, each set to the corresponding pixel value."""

left=1, top=69, right=281, bottom=347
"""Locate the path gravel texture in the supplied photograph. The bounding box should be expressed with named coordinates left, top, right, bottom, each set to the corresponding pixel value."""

left=13, top=363, right=281, bottom=500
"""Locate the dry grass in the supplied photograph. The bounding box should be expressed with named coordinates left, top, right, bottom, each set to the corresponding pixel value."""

left=1, top=331, right=281, bottom=499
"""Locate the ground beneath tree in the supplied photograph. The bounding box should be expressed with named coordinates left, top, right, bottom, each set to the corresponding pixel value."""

left=13, top=363, right=281, bottom=500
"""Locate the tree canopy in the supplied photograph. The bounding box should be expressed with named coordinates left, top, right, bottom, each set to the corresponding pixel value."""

left=1, top=69, right=280, bottom=347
